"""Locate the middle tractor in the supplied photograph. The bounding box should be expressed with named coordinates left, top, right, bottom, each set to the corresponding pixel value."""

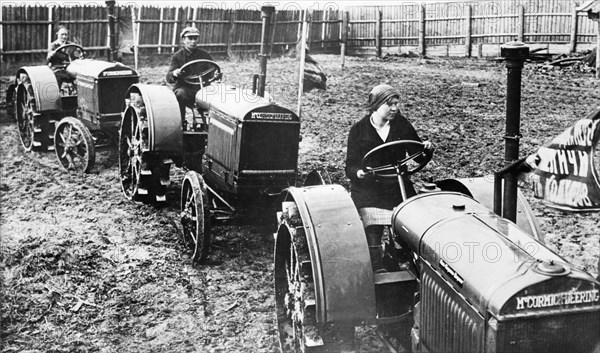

left=119, top=59, right=300, bottom=262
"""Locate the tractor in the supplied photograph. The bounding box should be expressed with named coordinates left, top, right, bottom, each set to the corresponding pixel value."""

left=119, top=6, right=299, bottom=263
left=272, top=44, right=600, bottom=352
left=6, top=44, right=139, bottom=173
left=118, top=64, right=300, bottom=262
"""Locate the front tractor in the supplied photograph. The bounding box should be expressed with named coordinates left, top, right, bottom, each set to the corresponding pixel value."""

left=119, top=59, right=300, bottom=263
left=273, top=141, right=600, bottom=353
left=6, top=44, right=139, bottom=173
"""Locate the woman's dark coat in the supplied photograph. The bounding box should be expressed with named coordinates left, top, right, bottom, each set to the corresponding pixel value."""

left=345, top=112, right=423, bottom=210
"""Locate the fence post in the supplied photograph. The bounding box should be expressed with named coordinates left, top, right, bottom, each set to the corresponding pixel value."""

left=172, top=7, right=180, bottom=53
left=48, top=6, right=53, bottom=48
left=596, top=21, right=600, bottom=79
left=418, top=4, right=426, bottom=56
left=518, top=5, right=524, bottom=42
left=465, top=4, right=472, bottom=57
left=376, top=10, right=382, bottom=58
left=341, top=11, right=348, bottom=68
left=158, top=7, right=164, bottom=54
left=227, top=9, right=236, bottom=59
left=569, top=6, right=579, bottom=53
left=1, top=6, right=3, bottom=64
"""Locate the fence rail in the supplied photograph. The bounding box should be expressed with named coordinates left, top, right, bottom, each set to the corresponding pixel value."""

left=1, top=1, right=598, bottom=64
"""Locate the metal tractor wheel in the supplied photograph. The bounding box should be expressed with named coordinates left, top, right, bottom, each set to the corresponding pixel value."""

left=119, top=96, right=171, bottom=204
left=274, top=201, right=342, bottom=352
left=16, top=83, right=56, bottom=152
left=180, top=171, right=211, bottom=263
left=54, top=117, right=95, bottom=173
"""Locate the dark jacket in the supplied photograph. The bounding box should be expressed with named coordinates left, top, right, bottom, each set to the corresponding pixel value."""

left=166, top=47, right=213, bottom=91
left=345, top=112, right=423, bottom=210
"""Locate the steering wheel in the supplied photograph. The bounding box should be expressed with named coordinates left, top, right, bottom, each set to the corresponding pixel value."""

left=362, top=140, right=433, bottom=179
left=179, top=59, right=222, bottom=87
left=54, top=44, right=85, bottom=64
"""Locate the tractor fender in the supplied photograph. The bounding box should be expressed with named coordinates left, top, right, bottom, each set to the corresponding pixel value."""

left=279, top=185, right=377, bottom=324
left=17, top=66, right=61, bottom=112
left=124, top=84, right=182, bottom=153
left=449, top=177, right=544, bottom=243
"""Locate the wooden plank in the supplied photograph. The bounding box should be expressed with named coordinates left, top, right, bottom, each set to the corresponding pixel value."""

left=518, top=5, right=525, bottom=42
left=418, top=4, right=425, bottom=55
left=569, top=5, right=578, bottom=53
left=465, top=4, right=471, bottom=57
left=375, top=10, right=382, bottom=57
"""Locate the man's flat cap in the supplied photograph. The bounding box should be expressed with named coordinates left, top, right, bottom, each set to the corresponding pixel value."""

left=181, top=27, right=200, bottom=38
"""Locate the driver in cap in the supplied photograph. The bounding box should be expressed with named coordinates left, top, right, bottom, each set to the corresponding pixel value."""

left=166, top=26, right=215, bottom=123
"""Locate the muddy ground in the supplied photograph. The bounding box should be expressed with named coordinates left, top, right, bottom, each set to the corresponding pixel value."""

left=1, top=54, right=599, bottom=352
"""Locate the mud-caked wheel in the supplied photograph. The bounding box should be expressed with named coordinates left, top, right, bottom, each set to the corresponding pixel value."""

left=16, top=82, right=56, bottom=152
left=119, top=95, right=172, bottom=204
left=275, top=201, right=345, bottom=352
left=180, top=171, right=211, bottom=263
left=54, top=117, right=95, bottom=173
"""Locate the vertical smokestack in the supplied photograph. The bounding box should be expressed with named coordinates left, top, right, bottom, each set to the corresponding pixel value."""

left=499, top=41, right=529, bottom=222
left=257, top=6, right=275, bottom=97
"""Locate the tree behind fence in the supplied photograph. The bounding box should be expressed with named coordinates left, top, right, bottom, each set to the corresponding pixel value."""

left=1, top=1, right=597, bottom=64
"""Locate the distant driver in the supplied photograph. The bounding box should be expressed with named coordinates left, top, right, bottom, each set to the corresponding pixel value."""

left=166, top=26, right=214, bottom=124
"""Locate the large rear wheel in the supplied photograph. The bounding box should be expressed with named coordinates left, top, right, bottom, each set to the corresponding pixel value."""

left=16, top=83, right=56, bottom=152
left=54, top=117, right=95, bottom=173
left=180, top=171, right=211, bottom=263
left=275, top=201, right=345, bottom=352
left=119, top=95, right=171, bottom=204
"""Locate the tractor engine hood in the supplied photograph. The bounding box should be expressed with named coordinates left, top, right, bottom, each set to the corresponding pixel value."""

left=391, top=192, right=600, bottom=319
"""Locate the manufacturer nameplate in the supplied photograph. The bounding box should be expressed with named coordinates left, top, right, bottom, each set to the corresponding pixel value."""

left=515, top=289, right=600, bottom=310
left=439, top=259, right=464, bottom=287
left=103, top=70, right=133, bottom=77
left=250, top=112, right=293, bottom=120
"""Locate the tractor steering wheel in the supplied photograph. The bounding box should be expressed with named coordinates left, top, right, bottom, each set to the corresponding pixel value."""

left=362, top=140, right=433, bottom=179
left=54, top=44, right=85, bottom=64
left=179, top=59, right=222, bottom=87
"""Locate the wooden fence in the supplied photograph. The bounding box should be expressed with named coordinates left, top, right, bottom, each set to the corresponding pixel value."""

left=1, top=1, right=598, bottom=64
left=346, top=0, right=598, bottom=57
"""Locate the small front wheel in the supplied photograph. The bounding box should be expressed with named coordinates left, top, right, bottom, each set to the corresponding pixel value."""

left=54, top=117, right=95, bottom=173
left=180, top=171, right=211, bottom=263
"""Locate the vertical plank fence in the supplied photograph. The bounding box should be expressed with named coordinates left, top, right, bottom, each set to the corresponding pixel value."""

left=1, top=1, right=600, bottom=65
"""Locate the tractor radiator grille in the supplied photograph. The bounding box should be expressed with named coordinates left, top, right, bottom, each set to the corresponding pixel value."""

left=420, top=264, right=484, bottom=353
left=98, top=77, right=138, bottom=115
left=239, top=121, right=299, bottom=171
left=496, top=311, right=600, bottom=353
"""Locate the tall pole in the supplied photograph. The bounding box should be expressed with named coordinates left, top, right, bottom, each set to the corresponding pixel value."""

left=257, top=6, right=275, bottom=98
left=106, top=0, right=116, bottom=62
left=500, top=41, right=529, bottom=222
left=297, top=10, right=309, bottom=118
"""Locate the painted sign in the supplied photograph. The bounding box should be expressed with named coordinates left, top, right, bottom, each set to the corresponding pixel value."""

left=528, top=108, right=600, bottom=211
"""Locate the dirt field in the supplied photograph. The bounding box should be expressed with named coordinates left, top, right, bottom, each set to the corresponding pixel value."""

left=1, top=54, right=599, bottom=352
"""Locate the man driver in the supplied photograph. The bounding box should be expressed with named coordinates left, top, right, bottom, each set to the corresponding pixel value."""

left=166, top=26, right=214, bottom=125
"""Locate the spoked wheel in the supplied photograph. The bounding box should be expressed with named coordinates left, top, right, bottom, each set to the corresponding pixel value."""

left=16, top=83, right=56, bottom=152
left=54, top=117, right=95, bottom=173
left=180, top=171, right=211, bottom=263
left=275, top=201, right=342, bottom=352
left=119, top=94, right=171, bottom=204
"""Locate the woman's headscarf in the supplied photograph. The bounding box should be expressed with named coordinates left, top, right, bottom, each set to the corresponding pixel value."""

left=368, top=84, right=399, bottom=112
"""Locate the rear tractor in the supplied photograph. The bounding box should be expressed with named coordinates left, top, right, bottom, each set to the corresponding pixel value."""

left=6, top=44, right=139, bottom=173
